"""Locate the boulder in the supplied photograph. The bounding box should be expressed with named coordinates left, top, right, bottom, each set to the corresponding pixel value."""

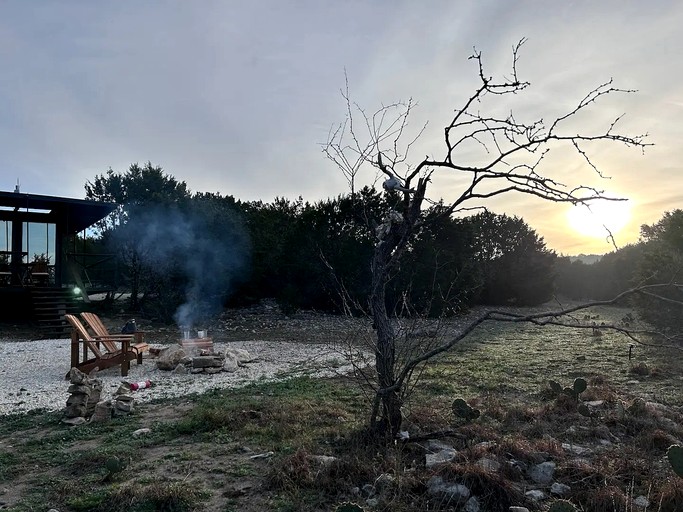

left=90, top=400, right=113, bottom=423
left=223, top=355, right=239, bottom=372
left=529, top=461, right=556, bottom=485
left=192, top=355, right=224, bottom=368
left=427, top=475, right=470, bottom=503
left=224, top=347, right=254, bottom=364
left=156, top=345, right=188, bottom=370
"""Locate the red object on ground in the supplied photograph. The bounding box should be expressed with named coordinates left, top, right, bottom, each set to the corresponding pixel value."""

left=130, top=379, right=152, bottom=391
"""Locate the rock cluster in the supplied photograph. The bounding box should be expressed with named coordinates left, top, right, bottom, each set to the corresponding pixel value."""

left=63, top=368, right=102, bottom=424
left=155, top=345, right=254, bottom=374
left=62, top=368, right=136, bottom=425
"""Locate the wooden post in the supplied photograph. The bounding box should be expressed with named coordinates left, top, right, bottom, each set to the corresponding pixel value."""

left=70, top=329, right=79, bottom=370
left=121, top=338, right=130, bottom=376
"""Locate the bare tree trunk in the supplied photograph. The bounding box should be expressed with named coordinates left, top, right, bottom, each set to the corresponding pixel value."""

left=369, top=239, right=401, bottom=438
left=369, top=181, right=429, bottom=439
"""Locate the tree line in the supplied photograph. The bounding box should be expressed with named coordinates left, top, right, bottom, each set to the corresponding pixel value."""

left=555, top=209, right=683, bottom=333
left=85, top=163, right=556, bottom=322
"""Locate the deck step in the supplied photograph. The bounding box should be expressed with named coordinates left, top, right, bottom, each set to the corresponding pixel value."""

left=30, top=288, right=83, bottom=338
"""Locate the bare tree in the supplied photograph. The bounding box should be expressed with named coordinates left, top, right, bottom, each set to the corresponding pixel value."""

left=325, top=39, right=658, bottom=439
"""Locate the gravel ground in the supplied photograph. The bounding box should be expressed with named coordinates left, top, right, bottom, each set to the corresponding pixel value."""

left=0, top=338, right=357, bottom=416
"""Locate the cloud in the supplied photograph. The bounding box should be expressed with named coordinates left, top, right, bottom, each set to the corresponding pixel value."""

left=0, top=1, right=682, bottom=254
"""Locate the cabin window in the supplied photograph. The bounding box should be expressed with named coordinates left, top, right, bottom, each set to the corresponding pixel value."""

left=22, top=222, right=56, bottom=264
left=0, top=221, right=10, bottom=262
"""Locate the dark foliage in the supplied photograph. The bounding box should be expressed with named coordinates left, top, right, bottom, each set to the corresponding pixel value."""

left=85, top=166, right=557, bottom=320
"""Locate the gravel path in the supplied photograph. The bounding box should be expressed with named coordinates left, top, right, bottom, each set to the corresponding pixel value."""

left=0, top=339, right=357, bottom=416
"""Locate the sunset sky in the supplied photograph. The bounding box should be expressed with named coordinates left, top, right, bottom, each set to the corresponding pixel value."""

left=1, top=1, right=682, bottom=255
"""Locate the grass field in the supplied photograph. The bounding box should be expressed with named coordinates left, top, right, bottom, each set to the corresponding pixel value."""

left=1, top=304, right=682, bottom=511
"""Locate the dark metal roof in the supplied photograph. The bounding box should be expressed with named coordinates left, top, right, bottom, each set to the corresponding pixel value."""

left=0, top=190, right=116, bottom=234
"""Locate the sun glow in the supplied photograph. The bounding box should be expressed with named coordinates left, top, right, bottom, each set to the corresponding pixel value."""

left=566, top=200, right=632, bottom=239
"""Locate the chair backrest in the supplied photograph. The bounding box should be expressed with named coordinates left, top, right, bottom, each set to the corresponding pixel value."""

left=80, top=312, right=119, bottom=354
left=80, top=312, right=109, bottom=336
left=64, top=314, right=104, bottom=358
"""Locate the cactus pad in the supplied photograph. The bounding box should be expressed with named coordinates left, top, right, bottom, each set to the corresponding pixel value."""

left=667, top=444, right=683, bottom=478
left=452, top=398, right=480, bottom=421
left=572, top=378, right=587, bottom=395
left=548, top=500, right=577, bottom=512
left=335, top=503, right=366, bottom=512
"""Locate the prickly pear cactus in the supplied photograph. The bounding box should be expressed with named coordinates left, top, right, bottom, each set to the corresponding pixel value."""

left=105, top=455, right=126, bottom=475
left=577, top=403, right=591, bottom=417
left=549, top=378, right=587, bottom=400
left=573, top=378, right=587, bottom=395
left=548, top=380, right=563, bottom=395
left=667, top=444, right=683, bottom=478
left=548, top=500, right=577, bottom=512
left=452, top=398, right=480, bottom=422
left=335, top=503, right=365, bottom=512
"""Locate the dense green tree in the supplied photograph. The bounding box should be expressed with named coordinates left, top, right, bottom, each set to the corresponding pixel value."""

left=633, top=210, right=683, bottom=331
left=466, top=212, right=556, bottom=306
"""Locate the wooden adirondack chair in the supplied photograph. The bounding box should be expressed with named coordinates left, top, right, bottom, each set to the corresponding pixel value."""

left=80, top=312, right=149, bottom=364
left=64, top=314, right=140, bottom=377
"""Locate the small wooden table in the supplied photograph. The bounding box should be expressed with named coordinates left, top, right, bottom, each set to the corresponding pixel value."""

left=180, top=337, right=214, bottom=351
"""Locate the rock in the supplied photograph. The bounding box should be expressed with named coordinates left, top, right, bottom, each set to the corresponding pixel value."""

left=633, top=495, right=649, bottom=508
left=67, top=384, right=92, bottom=396
left=311, top=455, right=338, bottom=467
left=585, top=400, right=604, bottom=407
left=89, top=400, right=113, bottom=423
left=427, top=439, right=456, bottom=451
left=64, top=372, right=102, bottom=419
left=248, top=451, right=274, bottom=460
left=508, top=508, right=530, bottom=512
left=427, top=475, right=470, bottom=503
left=114, top=383, right=131, bottom=396
left=156, top=345, right=188, bottom=370
left=465, top=496, right=481, bottom=512
left=425, top=448, right=457, bottom=468
left=192, top=355, right=224, bottom=368
left=224, top=347, right=254, bottom=364
left=476, top=457, right=501, bottom=472
left=561, top=442, right=591, bottom=456
left=425, top=440, right=457, bottom=468
left=68, top=367, right=88, bottom=384
left=223, top=355, right=239, bottom=372
left=132, top=428, right=151, bottom=437
left=507, top=459, right=527, bottom=473
left=62, top=416, right=87, bottom=426
left=173, top=364, right=188, bottom=375
left=550, top=482, right=571, bottom=495
left=529, top=461, right=556, bottom=485
left=65, top=393, right=88, bottom=408
left=524, top=489, right=546, bottom=501
left=64, top=403, right=88, bottom=418
left=205, top=367, right=223, bottom=374
left=112, top=394, right=134, bottom=416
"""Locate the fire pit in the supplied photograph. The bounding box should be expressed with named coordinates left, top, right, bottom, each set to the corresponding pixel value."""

left=179, top=329, right=214, bottom=352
